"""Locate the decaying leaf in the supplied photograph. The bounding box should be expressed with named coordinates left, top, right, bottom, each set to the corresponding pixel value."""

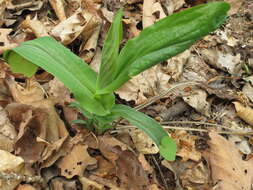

left=57, top=144, right=97, bottom=178
left=16, top=184, right=37, bottom=190
left=129, top=128, right=159, bottom=154
left=0, top=28, right=18, bottom=54
left=204, top=132, right=253, bottom=190
left=21, top=15, right=49, bottom=38
left=0, top=105, right=17, bottom=152
left=79, top=176, right=104, bottom=190
left=49, top=0, right=66, bottom=21
left=116, top=150, right=149, bottom=190
left=225, top=0, right=243, bottom=15
left=98, top=135, right=130, bottom=163
left=172, top=130, right=201, bottom=162
left=92, top=156, right=115, bottom=177
left=0, top=150, right=24, bottom=190
left=180, top=162, right=210, bottom=190
left=160, top=0, right=185, bottom=14
left=183, top=89, right=210, bottom=117
left=233, top=102, right=253, bottom=127
left=51, top=10, right=100, bottom=45
left=229, top=135, right=251, bottom=155
left=116, top=65, right=171, bottom=104
left=201, top=49, right=242, bottom=75
left=6, top=0, right=44, bottom=15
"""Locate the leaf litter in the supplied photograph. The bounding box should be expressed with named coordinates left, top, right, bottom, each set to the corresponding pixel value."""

left=0, top=0, right=253, bottom=189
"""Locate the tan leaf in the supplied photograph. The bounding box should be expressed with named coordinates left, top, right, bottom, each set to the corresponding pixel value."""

left=172, top=130, right=201, bottom=162
left=51, top=10, right=100, bottom=45
left=21, top=15, right=49, bottom=37
left=79, top=176, right=104, bottom=190
left=49, top=0, right=66, bottom=21
left=0, top=150, right=24, bottom=190
left=116, top=150, right=149, bottom=190
left=57, top=144, right=97, bottom=178
left=16, top=184, right=36, bottom=190
left=233, top=102, right=253, bottom=127
left=129, top=128, right=159, bottom=154
left=203, top=132, right=253, bottom=190
left=0, top=28, right=18, bottom=54
left=92, top=156, right=115, bottom=177
left=225, top=0, right=243, bottom=15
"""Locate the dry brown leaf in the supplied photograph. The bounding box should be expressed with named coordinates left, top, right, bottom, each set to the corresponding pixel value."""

left=49, top=0, right=66, bottom=21
left=203, top=132, right=253, bottom=190
left=225, top=0, right=243, bottom=15
left=51, top=10, right=100, bottom=45
left=182, top=88, right=210, bottom=117
left=138, top=153, right=153, bottom=174
left=50, top=177, right=77, bottom=190
left=21, top=15, right=49, bottom=37
left=172, top=130, right=201, bottom=162
left=0, top=28, right=18, bottom=54
left=0, top=0, right=8, bottom=27
left=5, top=77, right=44, bottom=104
left=80, top=24, right=101, bottom=63
left=201, top=49, right=241, bottom=75
left=115, top=150, right=149, bottom=190
left=6, top=103, right=47, bottom=163
left=129, top=128, right=159, bottom=154
left=79, top=176, right=104, bottom=190
left=142, top=0, right=156, bottom=28
left=116, top=65, right=171, bottom=104
left=233, top=102, right=253, bottom=127
left=57, top=144, right=97, bottom=178
left=161, top=0, right=185, bottom=14
left=92, top=156, right=115, bottom=177
left=99, top=135, right=129, bottom=163
left=48, top=77, right=71, bottom=104
left=0, top=105, right=17, bottom=152
left=0, top=150, right=24, bottom=190
left=180, top=162, right=209, bottom=190
left=6, top=0, right=44, bottom=15
left=16, top=184, right=37, bottom=190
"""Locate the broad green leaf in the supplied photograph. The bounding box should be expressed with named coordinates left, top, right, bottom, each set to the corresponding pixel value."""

left=4, top=51, right=38, bottom=77
left=96, top=9, right=123, bottom=89
left=96, top=2, right=230, bottom=94
left=111, top=104, right=176, bottom=160
left=4, top=37, right=115, bottom=116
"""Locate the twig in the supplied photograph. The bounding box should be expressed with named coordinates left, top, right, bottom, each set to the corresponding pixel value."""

left=0, top=171, right=45, bottom=184
left=151, top=155, right=169, bottom=190
left=135, top=81, right=200, bottom=111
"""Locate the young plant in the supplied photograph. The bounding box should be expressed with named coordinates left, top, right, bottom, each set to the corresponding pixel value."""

left=3, top=2, right=230, bottom=161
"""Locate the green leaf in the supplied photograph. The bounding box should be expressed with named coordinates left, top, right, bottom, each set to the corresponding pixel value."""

left=111, top=104, right=176, bottom=160
left=96, top=9, right=123, bottom=89
left=4, top=51, right=38, bottom=77
left=97, top=2, right=230, bottom=94
left=4, top=37, right=115, bottom=116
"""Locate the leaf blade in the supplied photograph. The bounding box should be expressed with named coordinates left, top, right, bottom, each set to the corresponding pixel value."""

left=96, top=9, right=123, bottom=89
left=4, top=37, right=114, bottom=116
left=111, top=104, right=176, bottom=160
left=97, top=2, right=230, bottom=94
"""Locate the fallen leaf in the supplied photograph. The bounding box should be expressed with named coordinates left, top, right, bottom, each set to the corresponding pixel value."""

left=0, top=107, right=16, bottom=152
left=99, top=135, right=129, bottom=163
left=51, top=10, right=100, bottom=45
left=203, top=132, right=253, bottom=190
left=160, top=0, right=185, bottom=14
left=116, top=150, right=149, bottom=190
left=49, top=0, right=66, bottom=21
left=57, top=144, right=97, bottom=178
left=79, top=176, right=104, bottom=190
left=0, top=150, right=24, bottom=190
left=183, top=89, right=210, bottom=117
left=0, top=28, right=18, bottom=54
left=180, top=162, right=210, bottom=190
left=50, top=177, right=77, bottom=190
left=6, top=0, right=44, bottom=15
left=116, top=65, right=171, bottom=104
left=142, top=0, right=156, bottom=28
left=16, top=184, right=37, bottom=190
left=225, top=0, right=243, bottom=15
left=229, top=135, right=251, bottom=155
left=129, top=128, right=159, bottom=154
left=233, top=102, right=253, bottom=127
left=92, top=156, right=115, bottom=177
left=172, top=130, right=201, bottom=162
left=21, top=15, right=49, bottom=38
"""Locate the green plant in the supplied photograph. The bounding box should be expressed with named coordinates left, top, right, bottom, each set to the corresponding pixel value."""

left=3, top=2, right=230, bottom=161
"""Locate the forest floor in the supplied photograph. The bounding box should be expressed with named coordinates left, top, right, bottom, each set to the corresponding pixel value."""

left=0, top=0, right=253, bottom=189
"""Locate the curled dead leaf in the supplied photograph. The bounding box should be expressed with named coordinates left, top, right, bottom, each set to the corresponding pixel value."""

left=233, top=102, right=253, bottom=127
left=49, top=0, right=66, bottom=21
